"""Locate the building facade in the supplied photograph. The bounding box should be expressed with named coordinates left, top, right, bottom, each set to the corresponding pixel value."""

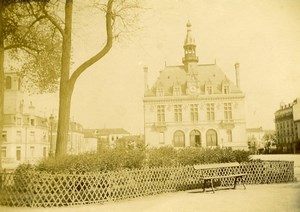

left=48, top=120, right=86, bottom=156
left=117, top=135, right=145, bottom=148
left=143, top=22, right=247, bottom=149
left=84, top=128, right=130, bottom=149
left=82, top=131, right=98, bottom=153
left=275, top=98, right=300, bottom=153
left=246, top=127, right=275, bottom=153
left=1, top=72, right=49, bottom=169
left=1, top=71, right=89, bottom=169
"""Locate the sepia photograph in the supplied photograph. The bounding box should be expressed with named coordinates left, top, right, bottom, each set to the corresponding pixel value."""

left=0, top=0, right=299, bottom=211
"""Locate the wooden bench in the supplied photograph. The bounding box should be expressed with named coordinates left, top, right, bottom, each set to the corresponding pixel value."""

left=193, top=162, right=246, bottom=193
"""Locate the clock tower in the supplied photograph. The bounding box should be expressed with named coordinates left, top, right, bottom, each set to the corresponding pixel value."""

left=182, top=21, right=199, bottom=72
left=4, top=71, right=24, bottom=114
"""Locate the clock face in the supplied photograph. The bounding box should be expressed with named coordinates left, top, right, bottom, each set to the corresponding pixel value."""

left=189, top=85, right=197, bottom=93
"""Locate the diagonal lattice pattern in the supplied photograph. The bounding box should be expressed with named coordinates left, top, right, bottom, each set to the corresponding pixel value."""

left=0, top=161, right=294, bottom=207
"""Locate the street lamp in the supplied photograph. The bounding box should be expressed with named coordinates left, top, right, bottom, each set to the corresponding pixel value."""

left=49, top=114, right=54, bottom=157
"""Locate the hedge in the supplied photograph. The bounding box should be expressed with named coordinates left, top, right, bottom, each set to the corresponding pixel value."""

left=16, top=146, right=251, bottom=174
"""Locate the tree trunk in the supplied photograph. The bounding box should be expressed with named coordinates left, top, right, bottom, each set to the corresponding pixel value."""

left=55, top=0, right=73, bottom=158
left=56, top=86, right=72, bottom=157
left=0, top=1, right=5, bottom=170
left=55, top=0, right=114, bottom=157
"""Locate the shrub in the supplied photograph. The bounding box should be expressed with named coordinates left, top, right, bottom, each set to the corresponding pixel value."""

left=176, top=147, right=250, bottom=165
left=232, top=150, right=251, bottom=163
left=14, top=164, right=36, bottom=192
left=176, top=148, right=204, bottom=166
left=35, top=147, right=147, bottom=173
left=16, top=146, right=251, bottom=174
left=147, top=146, right=177, bottom=167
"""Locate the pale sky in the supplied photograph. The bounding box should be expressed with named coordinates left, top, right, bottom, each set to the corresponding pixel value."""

left=30, top=0, right=300, bottom=134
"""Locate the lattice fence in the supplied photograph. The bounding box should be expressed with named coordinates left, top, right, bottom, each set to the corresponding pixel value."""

left=0, top=160, right=294, bottom=207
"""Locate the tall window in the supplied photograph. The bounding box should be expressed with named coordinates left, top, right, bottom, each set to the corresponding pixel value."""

left=224, top=103, right=232, bottom=120
left=227, top=130, right=232, bottom=142
left=206, top=129, right=218, bottom=147
left=6, top=76, right=12, bottom=89
left=206, top=103, right=215, bottom=121
left=159, top=132, right=165, bottom=144
left=43, top=147, right=47, bottom=158
left=30, top=146, right=35, bottom=158
left=30, top=131, right=35, bottom=143
left=30, top=118, right=35, bottom=126
left=173, top=130, right=185, bottom=147
left=190, top=104, right=198, bottom=122
left=17, top=117, right=22, bottom=125
left=18, top=78, right=21, bottom=90
left=157, top=105, right=165, bottom=123
left=2, top=131, right=7, bottom=143
left=16, top=147, right=21, bottom=161
left=16, top=131, right=22, bottom=143
left=190, top=130, right=201, bottom=147
left=174, top=105, right=182, bottom=122
left=1, top=147, right=6, bottom=158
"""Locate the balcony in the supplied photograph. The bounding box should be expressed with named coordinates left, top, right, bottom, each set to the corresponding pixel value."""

left=152, top=122, right=167, bottom=132
left=220, top=120, right=235, bottom=129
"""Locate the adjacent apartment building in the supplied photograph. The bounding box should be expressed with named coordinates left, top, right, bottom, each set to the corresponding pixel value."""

left=48, top=120, right=86, bottom=156
left=246, top=127, right=275, bottom=153
left=275, top=98, right=300, bottom=153
left=84, top=128, right=130, bottom=149
left=1, top=71, right=97, bottom=169
left=1, top=71, right=49, bottom=169
left=143, top=22, right=247, bottom=149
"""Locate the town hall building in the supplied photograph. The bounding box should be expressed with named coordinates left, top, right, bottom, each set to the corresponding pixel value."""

left=143, top=22, right=247, bottom=149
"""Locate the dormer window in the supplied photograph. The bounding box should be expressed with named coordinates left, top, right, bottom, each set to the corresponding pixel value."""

left=156, top=87, right=164, bottom=96
left=173, top=86, right=181, bottom=96
left=223, top=85, right=230, bottom=94
left=206, top=85, right=212, bottom=94
left=222, top=79, right=230, bottom=94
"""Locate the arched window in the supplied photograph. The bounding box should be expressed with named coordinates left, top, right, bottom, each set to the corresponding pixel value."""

left=190, top=130, right=201, bottom=147
left=173, top=130, right=185, bottom=147
left=206, top=129, right=218, bottom=147
left=6, top=76, right=12, bottom=89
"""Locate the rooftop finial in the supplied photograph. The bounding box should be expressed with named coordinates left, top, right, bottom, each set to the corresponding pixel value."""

left=187, top=20, right=191, bottom=29
left=182, top=20, right=198, bottom=66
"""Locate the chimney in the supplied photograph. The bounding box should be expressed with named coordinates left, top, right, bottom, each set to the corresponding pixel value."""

left=235, top=63, right=240, bottom=88
left=143, top=67, right=148, bottom=93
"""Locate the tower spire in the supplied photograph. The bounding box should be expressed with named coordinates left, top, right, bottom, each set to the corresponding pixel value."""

left=182, top=21, right=198, bottom=66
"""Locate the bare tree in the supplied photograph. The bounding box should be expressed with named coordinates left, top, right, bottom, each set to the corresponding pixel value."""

left=263, top=132, right=277, bottom=154
left=39, top=0, right=141, bottom=157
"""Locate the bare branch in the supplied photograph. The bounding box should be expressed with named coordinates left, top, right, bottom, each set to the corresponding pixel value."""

left=4, top=44, right=40, bottom=53
left=41, top=4, right=64, bottom=37
left=68, top=0, right=114, bottom=91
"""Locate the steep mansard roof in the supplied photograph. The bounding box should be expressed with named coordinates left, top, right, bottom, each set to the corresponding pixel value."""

left=145, top=63, right=242, bottom=97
